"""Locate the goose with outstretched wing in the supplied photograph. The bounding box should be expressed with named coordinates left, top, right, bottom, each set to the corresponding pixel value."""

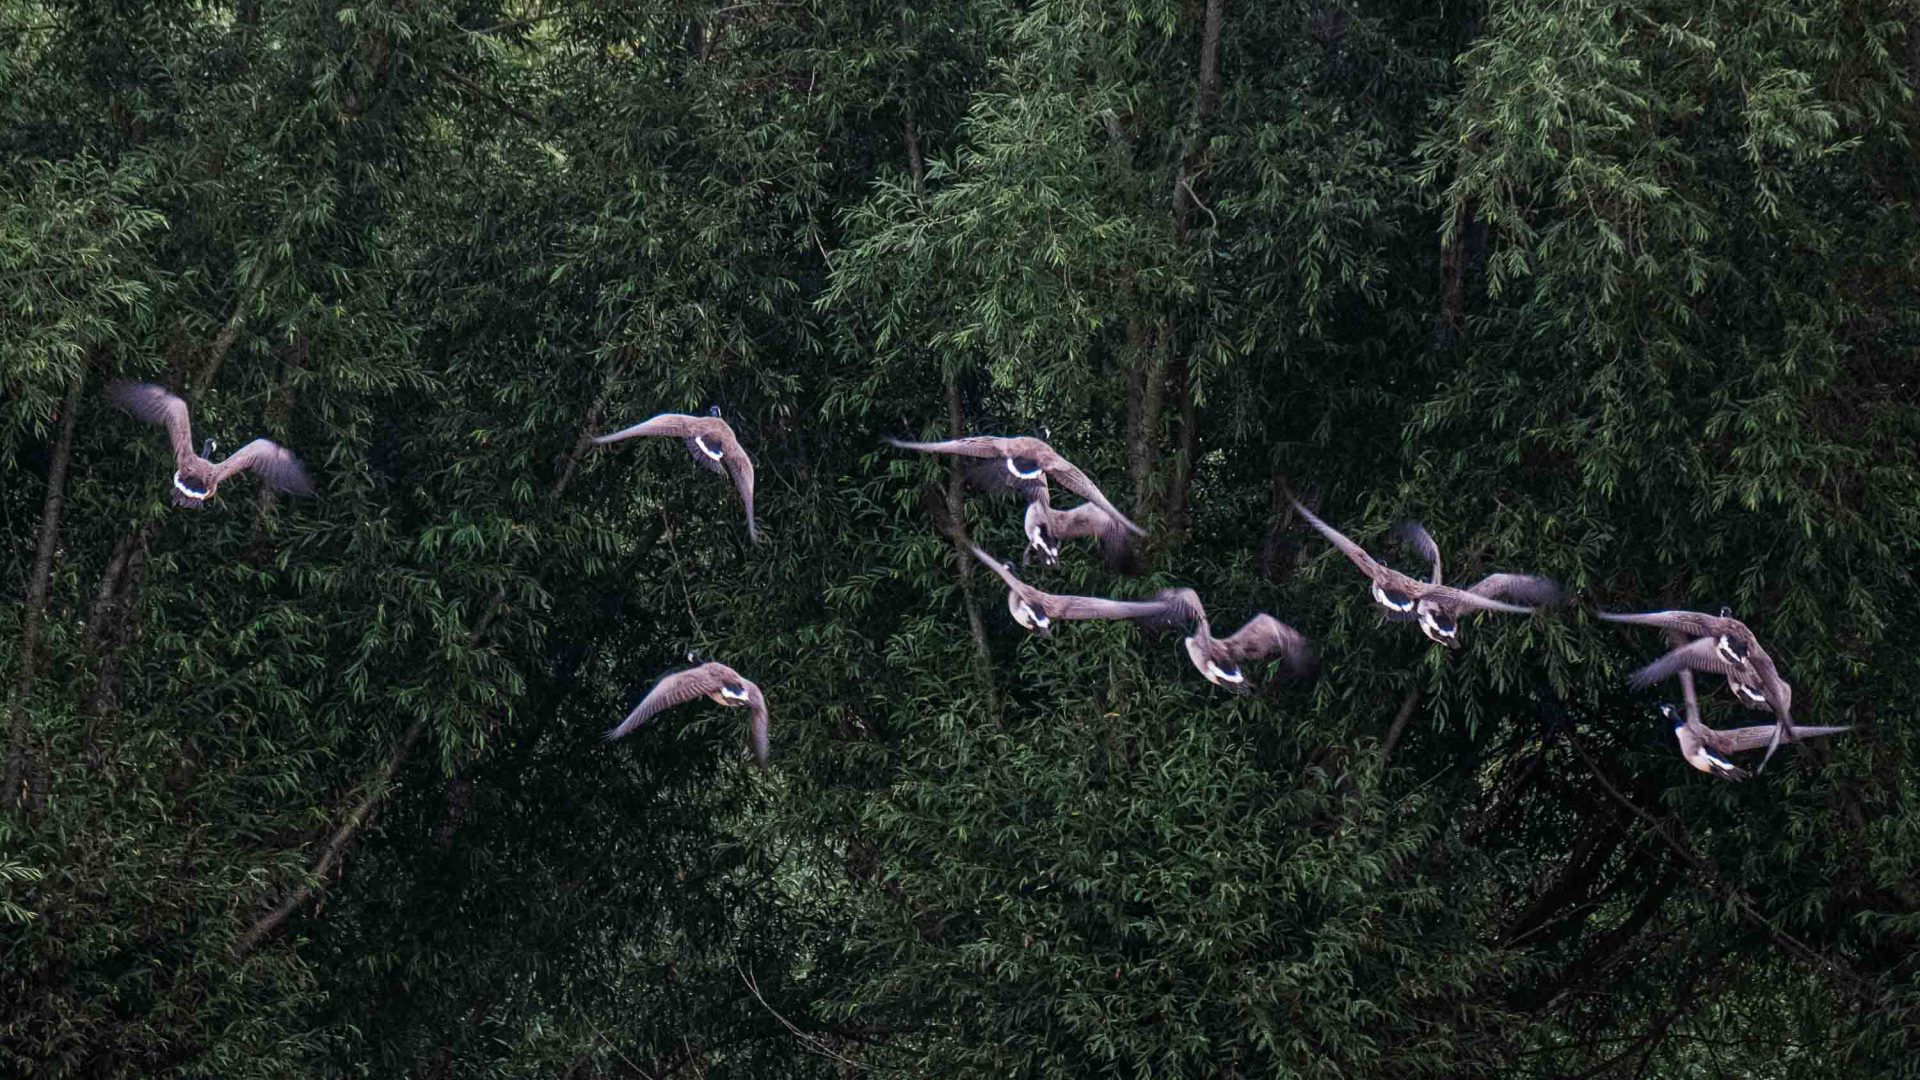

left=1140, top=587, right=1318, bottom=693
left=108, top=381, right=314, bottom=508
left=891, top=429, right=1145, bottom=538
left=1661, top=668, right=1845, bottom=781
left=1603, top=606, right=1796, bottom=771
left=594, top=406, right=759, bottom=542
left=606, top=658, right=771, bottom=768
left=963, top=543, right=1166, bottom=637
left=1292, top=500, right=1561, bottom=646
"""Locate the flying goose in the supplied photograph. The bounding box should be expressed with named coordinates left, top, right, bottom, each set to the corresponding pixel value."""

left=889, top=430, right=1145, bottom=538
left=1142, top=587, right=1318, bottom=692
left=107, top=381, right=314, bottom=508
left=594, top=406, right=759, bottom=542
left=1291, top=501, right=1562, bottom=646
left=1626, top=636, right=1793, bottom=717
left=605, top=657, right=770, bottom=768
left=1661, top=669, right=1846, bottom=781
left=963, top=542, right=1168, bottom=636
left=1600, top=606, right=1796, bottom=770
left=1020, top=485, right=1134, bottom=571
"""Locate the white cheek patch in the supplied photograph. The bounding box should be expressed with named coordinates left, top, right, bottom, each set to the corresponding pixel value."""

left=694, top=436, right=726, bottom=461
left=1005, top=457, right=1045, bottom=480
left=172, top=473, right=209, bottom=500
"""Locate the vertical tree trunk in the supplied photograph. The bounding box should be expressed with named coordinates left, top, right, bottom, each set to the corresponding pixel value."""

left=1437, top=196, right=1479, bottom=347
left=903, top=120, right=998, bottom=711
left=1124, top=322, right=1166, bottom=525
left=945, top=374, right=998, bottom=711
left=1159, top=0, right=1226, bottom=540
left=5, top=369, right=88, bottom=808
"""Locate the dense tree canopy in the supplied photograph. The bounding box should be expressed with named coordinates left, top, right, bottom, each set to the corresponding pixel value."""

left=3, top=0, right=1918, bottom=1076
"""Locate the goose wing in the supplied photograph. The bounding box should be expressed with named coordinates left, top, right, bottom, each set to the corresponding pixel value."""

left=1044, top=591, right=1180, bottom=623
left=212, top=438, right=314, bottom=494
left=1389, top=521, right=1443, bottom=584
left=1596, top=609, right=1719, bottom=637
left=964, top=542, right=1024, bottom=592
left=1220, top=613, right=1318, bottom=677
left=1424, top=584, right=1535, bottom=616
left=1292, top=500, right=1384, bottom=578
left=1743, top=643, right=1799, bottom=773
left=1038, top=454, right=1145, bottom=537
left=605, top=663, right=731, bottom=740
left=594, top=413, right=704, bottom=445
left=1707, top=721, right=1849, bottom=755
left=887, top=435, right=1017, bottom=459
left=742, top=680, right=771, bottom=768
left=1466, top=573, right=1563, bottom=608
left=1678, top=667, right=1704, bottom=727
left=721, top=436, right=760, bottom=543
left=108, top=380, right=195, bottom=466
left=1133, top=587, right=1207, bottom=634
left=1627, top=637, right=1739, bottom=689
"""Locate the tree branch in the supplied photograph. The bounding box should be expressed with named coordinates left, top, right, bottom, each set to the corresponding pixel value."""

left=1567, top=735, right=1884, bottom=1007
left=233, top=717, right=428, bottom=957
left=1379, top=686, right=1423, bottom=769
left=233, top=366, right=627, bottom=955
left=440, top=65, right=542, bottom=126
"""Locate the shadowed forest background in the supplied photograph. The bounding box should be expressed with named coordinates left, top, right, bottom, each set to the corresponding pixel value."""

left=4, top=0, right=1920, bottom=1076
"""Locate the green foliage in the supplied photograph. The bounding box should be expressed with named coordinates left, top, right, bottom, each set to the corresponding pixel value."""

left=3, top=0, right=1918, bottom=1077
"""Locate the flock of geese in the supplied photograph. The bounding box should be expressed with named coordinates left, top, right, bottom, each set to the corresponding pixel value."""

left=105, top=381, right=1848, bottom=779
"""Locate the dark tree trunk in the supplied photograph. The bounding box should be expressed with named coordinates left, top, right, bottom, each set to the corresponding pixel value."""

left=5, top=369, right=88, bottom=808
left=1160, top=0, right=1226, bottom=538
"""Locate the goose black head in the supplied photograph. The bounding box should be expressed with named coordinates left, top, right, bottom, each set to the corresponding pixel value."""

left=1718, top=605, right=1734, bottom=619
left=1659, top=703, right=1683, bottom=729
left=201, top=437, right=218, bottom=459
left=684, top=647, right=703, bottom=664
left=708, top=405, right=722, bottom=418
left=1033, top=423, right=1050, bottom=443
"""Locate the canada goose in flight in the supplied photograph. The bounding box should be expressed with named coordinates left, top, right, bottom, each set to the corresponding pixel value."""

left=1021, top=485, right=1133, bottom=571
left=963, top=542, right=1168, bottom=636
left=889, top=430, right=1145, bottom=538
left=605, top=657, right=770, bottom=768
left=107, top=381, right=314, bottom=508
left=1627, top=637, right=1793, bottom=717
left=1600, top=606, right=1796, bottom=770
left=1141, top=587, right=1317, bottom=692
left=1661, top=669, right=1846, bottom=781
left=1291, top=501, right=1561, bottom=646
left=594, top=406, right=759, bottom=542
